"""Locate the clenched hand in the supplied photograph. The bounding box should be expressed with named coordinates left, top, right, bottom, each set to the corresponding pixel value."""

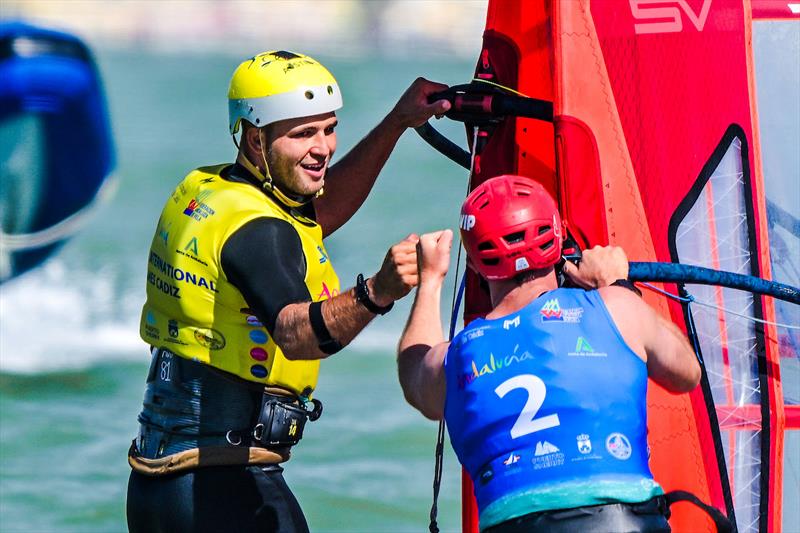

left=389, top=78, right=451, bottom=129
left=371, top=234, right=420, bottom=306
left=417, top=230, right=453, bottom=284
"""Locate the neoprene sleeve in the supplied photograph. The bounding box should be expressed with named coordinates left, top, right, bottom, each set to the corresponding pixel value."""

left=221, top=217, right=312, bottom=334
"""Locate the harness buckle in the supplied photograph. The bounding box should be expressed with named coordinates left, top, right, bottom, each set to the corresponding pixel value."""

left=305, top=398, right=323, bottom=421
left=226, top=430, right=243, bottom=446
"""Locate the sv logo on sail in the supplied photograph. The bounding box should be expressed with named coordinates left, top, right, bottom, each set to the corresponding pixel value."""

left=630, top=0, right=712, bottom=34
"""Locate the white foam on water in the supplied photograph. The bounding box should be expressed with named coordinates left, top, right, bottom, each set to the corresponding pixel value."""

left=0, top=260, right=144, bottom=374
left=346, top=326, right=402, bottom=355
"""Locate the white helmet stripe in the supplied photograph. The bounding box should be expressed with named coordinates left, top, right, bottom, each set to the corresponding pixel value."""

left=229, top=83, right=343, bottom=134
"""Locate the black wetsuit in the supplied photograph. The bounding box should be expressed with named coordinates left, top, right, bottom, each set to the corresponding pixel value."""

left=127, top=465, right=309, bottom=533
left=127, top=164, right=316, bottom=533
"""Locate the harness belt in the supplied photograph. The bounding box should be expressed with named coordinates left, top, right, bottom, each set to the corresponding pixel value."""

left=128, top=348, right=322, bottom=476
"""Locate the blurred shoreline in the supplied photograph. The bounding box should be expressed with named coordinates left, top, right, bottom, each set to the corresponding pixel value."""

left=1, top=0, right=488, bottom=60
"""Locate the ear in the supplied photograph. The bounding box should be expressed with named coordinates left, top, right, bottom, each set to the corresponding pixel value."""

left=244, top=126, right=261, bottom=152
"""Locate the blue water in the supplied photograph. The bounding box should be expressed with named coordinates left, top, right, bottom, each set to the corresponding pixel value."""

left=0, top=50, right=477, bottom=532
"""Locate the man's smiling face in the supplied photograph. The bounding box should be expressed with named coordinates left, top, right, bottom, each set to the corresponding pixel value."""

left=265, top=111, right=338, bottom=197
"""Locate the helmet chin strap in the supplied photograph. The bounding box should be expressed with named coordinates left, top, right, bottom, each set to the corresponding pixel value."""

left=237, top=129, right=324, bottom=208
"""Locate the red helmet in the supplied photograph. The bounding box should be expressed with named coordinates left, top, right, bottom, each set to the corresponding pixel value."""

left=460, top=175, right=562, bottom=280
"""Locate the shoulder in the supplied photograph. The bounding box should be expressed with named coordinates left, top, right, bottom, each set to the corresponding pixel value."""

left=596, top=285, right=642, bottom=307
left=178, top=164, right=231, bottom=185
left=596, top=286, right=653, bottom=330
left=194, top=163, right=232, bottom=176
left=223, top=218, right=304, bottom=271
left=221, top=217, right=307, bottom=283
left=457, top=319, right=491, bottom=341
left=228, top=217, right=301, bottom=248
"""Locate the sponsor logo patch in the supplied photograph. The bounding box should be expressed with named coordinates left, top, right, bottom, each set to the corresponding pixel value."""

left=571, top=433, right=602, bottom=463
left=464, top=328, right=485, bottom=342
left=157, top=221, right=171, bottom=246
left=317, top=282, right=339, bottom=300
left=577, top=433, right=592, bottom=455
left=459, top=214, right=476, bottom=231
left=250, top=364, right=268, bottom=379
left=458, top=345, right=534, bottom=389
left=606, top=432, right=633, bottom=460
left=479, top=466, right=494, bottom=485
left=184, top=237, right=199, bottom=256
left=183, top=190, right=215, bottom=221
left=175, top=237, right=208, bottom=267
left=143, top=324, right=160, bottom=340
left=249, top=330, right=268, bottom=344
left=568, top=336, right=607, bottom=357
left=532, top=441, right=565, bottom=470
left=534, top=441, right=560, bottom=456
left=246, top=315, right=263, bottom=327
left=194, top=328, right=226, bottom=350
left=540, top=299, right=583, bottom=323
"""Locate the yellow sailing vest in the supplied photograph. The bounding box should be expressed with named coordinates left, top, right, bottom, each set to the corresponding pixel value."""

left=139, top=165, right=340, bottom=395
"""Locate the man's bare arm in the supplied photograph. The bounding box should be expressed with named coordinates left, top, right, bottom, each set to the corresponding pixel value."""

left=314, top=78, right=450, bottom=237
left=642, top=303, right=702, bottom=392
left=397, top=279, right=448, bottom=420
left=274, top=235, right=419, bottom=359
left=601, top=287, right=701, bottom=393
left=397, top=230, right=453, bottom=420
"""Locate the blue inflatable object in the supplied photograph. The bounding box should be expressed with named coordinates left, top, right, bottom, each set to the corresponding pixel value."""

left=0, top=21, right=114, bottom=282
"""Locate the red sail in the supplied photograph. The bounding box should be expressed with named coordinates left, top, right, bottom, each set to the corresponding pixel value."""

left=461, top=1, right=798, bottom=532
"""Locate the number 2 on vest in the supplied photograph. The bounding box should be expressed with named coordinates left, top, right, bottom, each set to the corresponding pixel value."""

left=495, top=374, right=560, bottom=439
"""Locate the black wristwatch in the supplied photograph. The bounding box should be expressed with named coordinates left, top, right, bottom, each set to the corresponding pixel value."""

left=355, top=273, right=394, bottom=315
left=611, top=279, right=642, bottom=297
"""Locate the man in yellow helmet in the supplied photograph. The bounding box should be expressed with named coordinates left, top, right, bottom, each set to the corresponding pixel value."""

left=126, top=50, right=450, bottom=532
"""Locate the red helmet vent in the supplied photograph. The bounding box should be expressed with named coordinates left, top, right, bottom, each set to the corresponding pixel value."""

left=502, top=231, right=526, bottom=245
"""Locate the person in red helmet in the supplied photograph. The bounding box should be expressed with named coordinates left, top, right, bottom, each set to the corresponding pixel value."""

left=397, top=174, right=701, bottom=532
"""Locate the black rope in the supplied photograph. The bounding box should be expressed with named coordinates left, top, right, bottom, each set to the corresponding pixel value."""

left=415, top=122, right=471, bottom=170
left=429, top=418, right=446, bottom=533
left=429, top=260, right=467, bottom=533
left=679, top=286, right=739, bottom=530
left=664, top=490, right=734, bottom=533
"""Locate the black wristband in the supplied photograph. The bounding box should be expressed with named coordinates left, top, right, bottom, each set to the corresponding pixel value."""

left=308, top=301, right=343, bottom=355
left=355, top=273, right=394, bottom=315
left=611, top=279, right=642, bottom=297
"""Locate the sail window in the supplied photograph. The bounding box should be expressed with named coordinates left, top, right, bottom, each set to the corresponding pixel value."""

left=673, top=133, right=763, bottom=533
left=753, top=19, right=800, bottom=532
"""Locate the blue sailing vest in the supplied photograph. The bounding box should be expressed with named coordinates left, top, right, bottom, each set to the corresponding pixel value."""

left=443, top=288, right=662, bottom=530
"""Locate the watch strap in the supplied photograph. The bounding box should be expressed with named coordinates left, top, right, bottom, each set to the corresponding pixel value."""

left=356, top=273, right=394, bottom=315
left=611, top=278, right=642, bottom=297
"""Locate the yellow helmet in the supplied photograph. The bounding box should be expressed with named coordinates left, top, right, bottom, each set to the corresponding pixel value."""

left=228, top=50, right=343, bottom=134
